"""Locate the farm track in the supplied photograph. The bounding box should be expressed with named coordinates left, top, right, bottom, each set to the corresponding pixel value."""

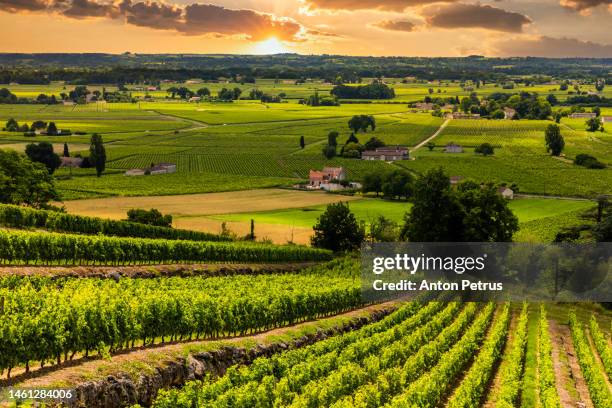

left=9, top=300, right=401, bottom=397
left=412, top=117, right=451, bottom=150
left=549, top=319, right=594, bottom=408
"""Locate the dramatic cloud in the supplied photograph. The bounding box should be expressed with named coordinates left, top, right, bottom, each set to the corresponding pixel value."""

left=122, top=1, right=183, bottom=31
left=0, top=0, right=304, bottom=41
left=180, top=4, right=301, bottom=41
left=494, top=36, right=612, bottom=57
left=303, top=0, right=454, bottom=12
left=0, top=0, right=49, bottom=12
left=373, top=20, right=416, bottom=32
left=62, top=0, right=119, bottom=18
left=423, top=3, right=532, bottom=32
left=559, top=0, right=611, bottom=14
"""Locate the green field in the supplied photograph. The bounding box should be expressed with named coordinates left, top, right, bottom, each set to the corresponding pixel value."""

left=208, top=197, right=593, bottom=242
left=1, top=82, right=610, bottom=200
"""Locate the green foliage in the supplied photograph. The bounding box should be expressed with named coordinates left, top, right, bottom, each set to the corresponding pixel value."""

left=593, top=213, right=612, bottom=241
left=538, top=305, right=561, bottom=408
left=89, top=133, right=106, bottom=177
left=364, top=137, right=385, bottom=151
left=368, top=215, right=399, bottom=242
left=217, top=87, right=242, bottom=101
left=348, top=115, right=376, bottom=133
left=0, top=203, right=229, bottom=241
left=586, top=117, right=603, bottom=132
left=0, top=260, right=355, bottom=376
left=402, top=168, right=464, bottom=242
left=311, top=202, right=365, bottom=252
left=495, top=303, right=529, bottom=407
left=568, top=311, right=612, bottom=408
left=446, top=304, right=511, bottom=408
left=389, top=303, right=497, bottom=407
left=0, top=149, right=58, bottom=208
left=25, top=141, right=61, bottom=174
left=589, top=315, right=612, bottom=379
left=574, top=153, right=606, bottom=169
left=0, top=229, right=331, bottom=265
left=331, top=82, right=395, bottom=100
left=151, top=299, right=465, bottom=408
left=402, top=168, right=518, bottom=242
left=381, top=169, right=413, bottom=200
left=474, top=142, right=494, bottom=156
left=545, top=124, right=564, bottom=156
left=127, top=208, right=173, bottom=228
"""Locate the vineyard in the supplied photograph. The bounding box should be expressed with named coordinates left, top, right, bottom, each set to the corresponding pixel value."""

left=0, top=259, right=360, bottom=378
left=0, top=203, right=229, bottom=242
left=142, top=301, right=612, bottom=408
left=0, top=229, right=330, bottom=265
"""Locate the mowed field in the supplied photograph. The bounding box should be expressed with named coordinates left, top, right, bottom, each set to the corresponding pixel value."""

left=63, top=189, right=593, bottom=244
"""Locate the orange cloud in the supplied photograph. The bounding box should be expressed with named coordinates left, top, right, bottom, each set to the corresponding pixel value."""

left=0, top=0, right=304, bottom=41
left=422, top=3, right=532, bottom=32
left=494, top=35, right=612, bottom=57
left=303, top=0, right=455, bottom=12
left=373, top=20, right=416, bottom=32
left=559, top=0, right=611, bottom=14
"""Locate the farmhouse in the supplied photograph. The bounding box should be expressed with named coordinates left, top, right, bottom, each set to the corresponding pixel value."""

left=125, top=162, right=177, bottom=177
left=498, top=187, right=514, bottom=200
left=601, top=116, right=612, bottom=123
left=362, top=146, right=409, bottom=161
left=308, top=167, right=346, bottom=188
left=188, top=96, right=202, bottom=103
left=451, top=112, right=481, bottom=119
left=569, top=112, right=596, bottom=119
left=503, top=107, right=516, bottom=119
left=444, top=143, right=464, bottom=153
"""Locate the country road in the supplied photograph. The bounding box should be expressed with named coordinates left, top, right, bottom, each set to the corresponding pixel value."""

left=412, top=117, right=451, bottom=151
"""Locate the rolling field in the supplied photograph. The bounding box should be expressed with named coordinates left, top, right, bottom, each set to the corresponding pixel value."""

left=403, top=118, right=612, bottom=197
left=62, top=189, right=593, bottom=244
left=2, top=82, right=610, bottom=200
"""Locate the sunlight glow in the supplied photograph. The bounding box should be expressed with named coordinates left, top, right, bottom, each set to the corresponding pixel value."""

left=251, top=37, right=290, bottom=55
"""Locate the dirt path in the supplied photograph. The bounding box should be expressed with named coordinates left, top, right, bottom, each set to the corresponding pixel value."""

left=549, top=320, right=594, bottom=408
left=412, top=118, right=450, bottom=150
left=148, top=110, right=208, bottom=132
left=482, top=310, right=518, bottom=407
left=12, top=300, right=400, bottom=390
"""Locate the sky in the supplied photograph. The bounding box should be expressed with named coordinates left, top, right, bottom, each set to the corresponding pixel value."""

left=0, top=0, right=610, bottom=57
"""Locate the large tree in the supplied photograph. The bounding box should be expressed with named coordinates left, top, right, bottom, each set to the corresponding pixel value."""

left=457, top=182, right=519, bottom=242
left=362, top=171, right=383, bottom=196
left=401, top=168, right=518, bottom=242
left=401, top=168, right=465, bottom=242
left=348, top=115, right=376, bottom=133
left=544, top=124, right=564, bottom=156
left=311, top=202, right=365, bottom=252
left=0, top=149, right=58, bottom=208
left=25, top=142, right=61, bottom=174
left=89, top=133, right=106, bottom=177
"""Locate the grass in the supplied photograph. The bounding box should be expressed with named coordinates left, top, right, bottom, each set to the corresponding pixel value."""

left=1, top=83, right=611, bottom=200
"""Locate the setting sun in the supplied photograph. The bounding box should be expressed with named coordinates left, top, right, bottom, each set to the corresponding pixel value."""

left=251, top=37, right=290, bottom=55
